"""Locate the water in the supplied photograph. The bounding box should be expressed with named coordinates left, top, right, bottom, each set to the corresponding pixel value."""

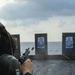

left=20, top=42, right=62, bottom=55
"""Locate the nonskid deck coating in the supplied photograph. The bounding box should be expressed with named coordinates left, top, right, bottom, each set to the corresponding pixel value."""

left=33, top=60, right=75, bottom=75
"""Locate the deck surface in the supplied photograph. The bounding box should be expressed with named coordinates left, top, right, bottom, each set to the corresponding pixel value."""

left=33, top=59, right=75, bottom=75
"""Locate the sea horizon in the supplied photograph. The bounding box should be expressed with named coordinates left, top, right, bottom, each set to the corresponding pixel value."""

left=20, top=41, right=62, bottom=55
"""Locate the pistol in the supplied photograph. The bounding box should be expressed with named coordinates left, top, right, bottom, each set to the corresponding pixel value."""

left=19, top=47, right=34, bottom=64
left=19, top=48, right=30, bottom=64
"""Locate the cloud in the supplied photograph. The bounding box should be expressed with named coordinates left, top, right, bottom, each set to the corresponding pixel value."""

left=0, top=0, right=75, bottom=21
left=0, top=0, right=75, bottom=42
left=1, top=16, right=75, bottom=42
left=4, top=17, right=62, bottom=41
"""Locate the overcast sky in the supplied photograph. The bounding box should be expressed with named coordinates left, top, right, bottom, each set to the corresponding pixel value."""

left=0, top=0, right=75, bottom=42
